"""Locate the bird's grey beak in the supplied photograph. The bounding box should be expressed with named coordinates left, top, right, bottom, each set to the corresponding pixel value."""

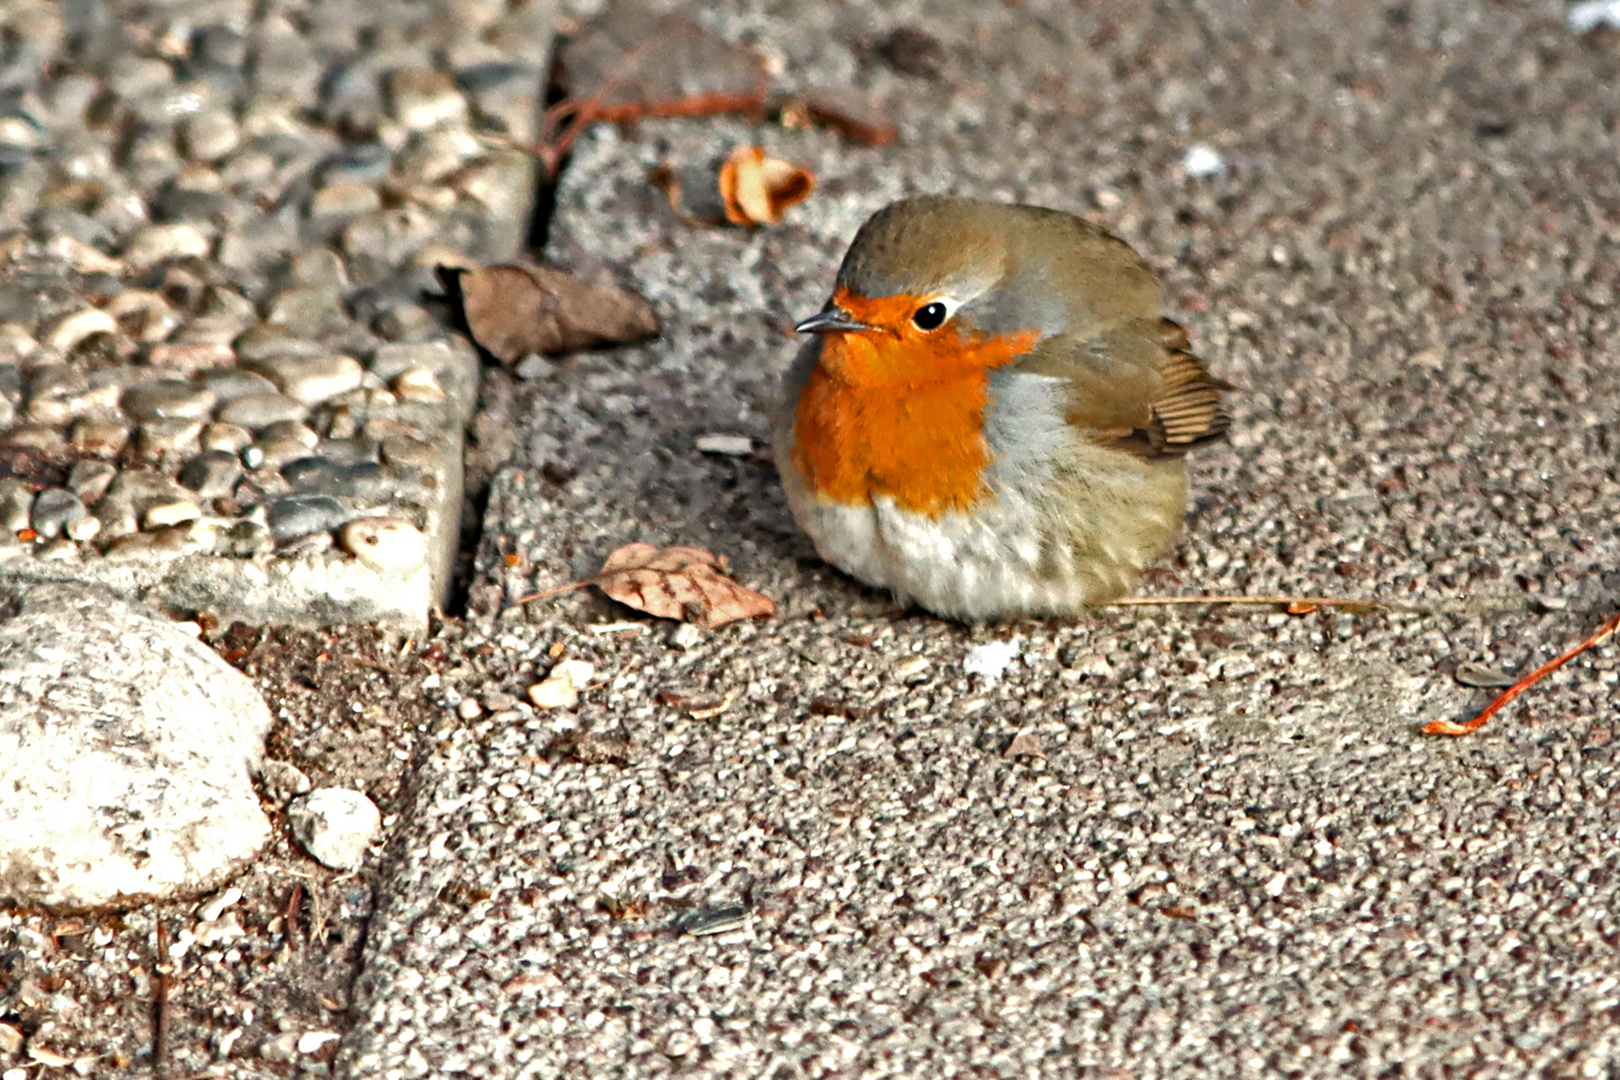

left=794, top=307, right=871, bottom=334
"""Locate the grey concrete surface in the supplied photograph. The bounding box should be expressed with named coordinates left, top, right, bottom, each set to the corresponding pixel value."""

left=340, top=0, right=1620, bottom=1076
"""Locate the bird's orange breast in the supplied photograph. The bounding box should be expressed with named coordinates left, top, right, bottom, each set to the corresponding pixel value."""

left=790, top=312, right=1039, bottom=518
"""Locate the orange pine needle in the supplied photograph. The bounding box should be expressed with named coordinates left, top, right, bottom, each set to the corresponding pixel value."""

left=1425, top=610, right=1620, bottom=737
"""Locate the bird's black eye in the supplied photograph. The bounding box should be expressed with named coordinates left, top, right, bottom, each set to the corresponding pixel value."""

left=912, top=301, right=949, bottom=331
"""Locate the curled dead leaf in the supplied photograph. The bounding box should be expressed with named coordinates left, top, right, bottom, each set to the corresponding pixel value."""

left=595, top=542, right=775, bottom=629
left=651, top=147, right=815, bottom=227
left=438, top=263, right=658, bottom=364
left=719, top=145, right=814, bottom=225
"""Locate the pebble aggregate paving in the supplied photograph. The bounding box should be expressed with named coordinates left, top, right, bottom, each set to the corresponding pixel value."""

left=342, top=1, right=1620, bottom=1078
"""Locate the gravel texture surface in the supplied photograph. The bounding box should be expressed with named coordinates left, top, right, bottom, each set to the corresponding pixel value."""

left=342, top=1, right=1620, bottom=1078
left=0, top=622, right=449, bottom=1077
left=3, top=0, right=1619, bottom=1077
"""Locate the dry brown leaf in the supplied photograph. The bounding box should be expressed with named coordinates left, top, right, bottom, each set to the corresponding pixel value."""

left=594, top=542, right=775, bottom=629
left=439, top=263, right=658, bottom=364
left=779, top=88, right=898, bottom=146
left=719, top=146, right=815, bottom=225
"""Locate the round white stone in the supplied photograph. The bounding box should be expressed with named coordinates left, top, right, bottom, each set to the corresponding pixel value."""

left=0, top=584, right=273, bottom=909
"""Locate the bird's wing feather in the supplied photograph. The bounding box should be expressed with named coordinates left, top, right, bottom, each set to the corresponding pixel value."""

left=1006, top=317, right=1231, bottom=459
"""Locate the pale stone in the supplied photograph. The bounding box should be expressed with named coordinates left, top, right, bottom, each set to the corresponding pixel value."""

left=246, top=354, right=364, bottom=405
left=0, top=585, right=273, bottom=909
left=695, top=434, right=753, bottom=456
left=339, top=517, right=427, bottom=573
left=144, top=499, right=202, bottom=528
left=287, top=788, right=380, bottom=871
left=388, top=68, right=468, bottom=130
left=391, top=366, right=445, bottom=403
left=527, top=659, right=595, bottom=710
left=41, top=308, right=117, bottom=353
left=123, top=223, right=211, bottom=268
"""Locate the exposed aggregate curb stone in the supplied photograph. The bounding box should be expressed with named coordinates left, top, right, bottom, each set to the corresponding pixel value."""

left=0, top=0, right=554, bottom=629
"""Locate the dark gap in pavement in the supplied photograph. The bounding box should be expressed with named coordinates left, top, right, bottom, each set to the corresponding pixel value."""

left=444, top=34, right=572, bottom=618
left=523, top=39, right=574, bottom=255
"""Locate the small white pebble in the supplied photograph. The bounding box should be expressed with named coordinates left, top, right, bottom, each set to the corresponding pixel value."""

left=667, top=622, right=704, bottom=649
left=42, top=308, right=118, bottom=353
left=893, top=656, right=929, bottom=683
left=1569, top=0, right=1620, bottom=32
left=1181, top=142, right=1225, bottom=178
left=391, top=366, right=446, bottom=403
left=528, top=659, right=595, bottom=710
left=297, top=1031, right=341, bottom=1054
left=197, top=886, right=242, bottom=922
left=695, top=434, right=753, bottom=456
left=964, top=639, right=1021, bottom=684
left=287, top=788, right=381, bottom=871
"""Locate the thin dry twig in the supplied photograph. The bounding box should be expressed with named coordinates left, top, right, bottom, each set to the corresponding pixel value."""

left=536, top=39, right=769, bottom=176
left=284, top=884, right=303, bottom=952
left=516, top=578, right=594, bottom=603
left=1425, top=610, right=1620, bottom=737
left=535, top=40, right=655, bottom=175
left=153, top=917, right=173, bottom=1078
left=1107, top=594, right=1390, bottom=614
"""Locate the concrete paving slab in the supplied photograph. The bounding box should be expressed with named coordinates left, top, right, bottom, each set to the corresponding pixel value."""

left=344, top=1, right=1620, bottom=1076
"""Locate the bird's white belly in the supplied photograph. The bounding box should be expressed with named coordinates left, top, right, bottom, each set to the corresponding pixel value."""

left=784, top=484, right=1085, bottom=620
left=778, top=445, right=1185, bottom=621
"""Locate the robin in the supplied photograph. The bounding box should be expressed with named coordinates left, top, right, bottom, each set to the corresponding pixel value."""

left=774, top=194, right=1231, bottom=621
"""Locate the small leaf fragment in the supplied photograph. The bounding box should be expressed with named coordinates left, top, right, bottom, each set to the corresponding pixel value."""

left=1002, top=731, right=1045, bottom=760
left=593, top=542, right=775, bottom=629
